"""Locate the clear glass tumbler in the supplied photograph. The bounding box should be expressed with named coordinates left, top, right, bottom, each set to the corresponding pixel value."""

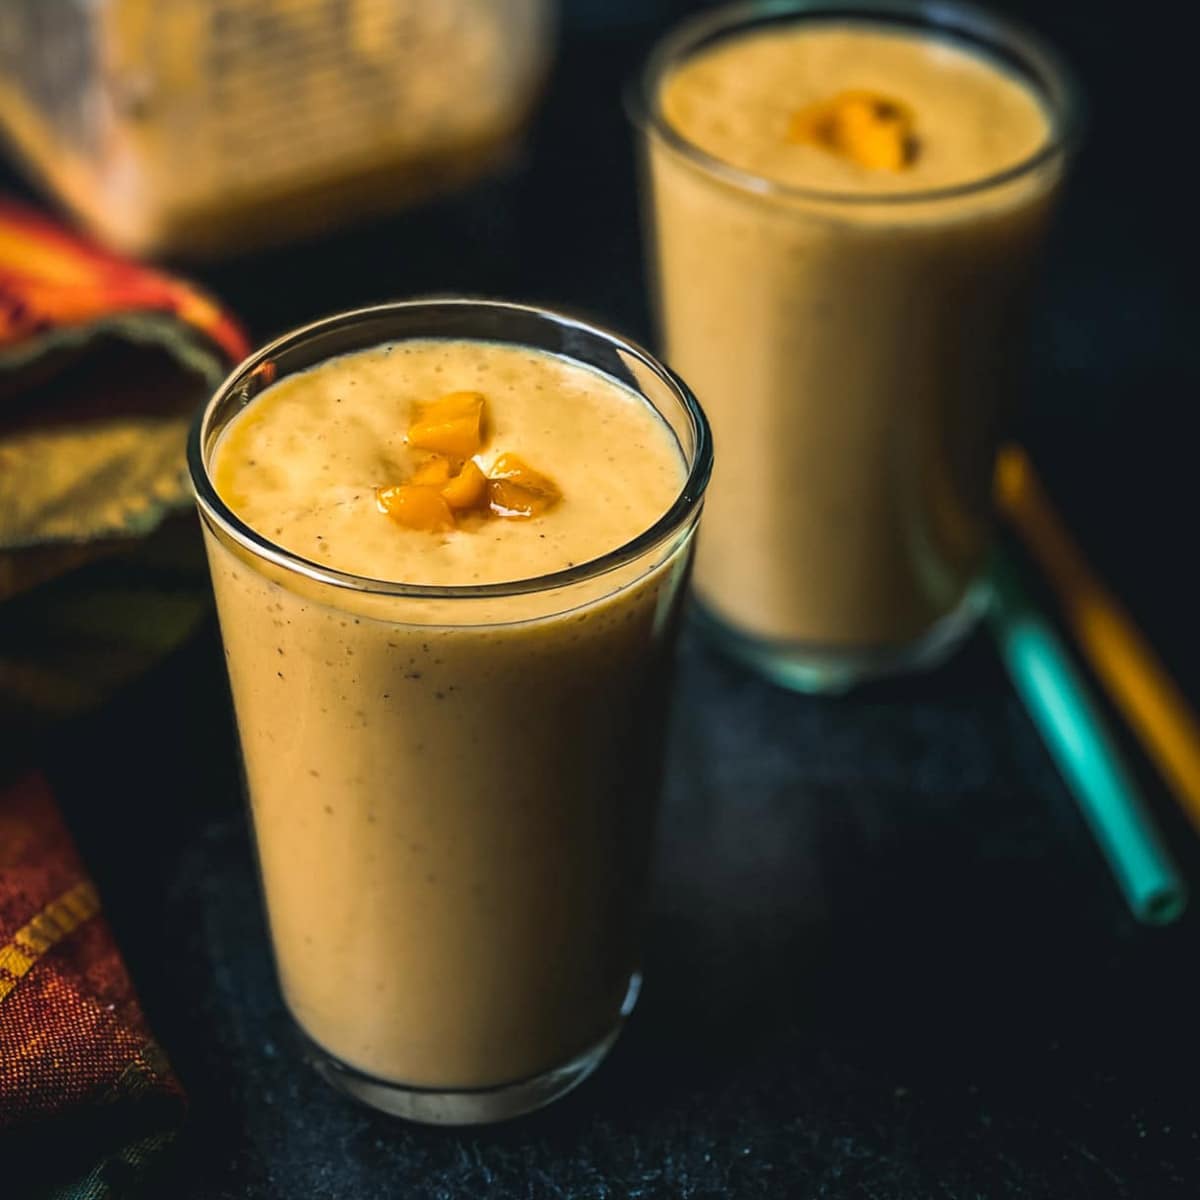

left=188, top=299, right=712, bottom=1124
left=632, top=0, right=1080, bottom=692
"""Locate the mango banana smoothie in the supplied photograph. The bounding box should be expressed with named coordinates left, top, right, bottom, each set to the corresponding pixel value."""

left=639, top=4, right=1075, bottom=690
left=192, top=304, right=709, bottom=1122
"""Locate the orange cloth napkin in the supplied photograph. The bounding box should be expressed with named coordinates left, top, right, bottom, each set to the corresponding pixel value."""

left=1, top=197, right=248, bottom=601
left=1, top=198, right=248, bottom=1196
left=0, top=198, right=245, bottom=358
left=1, top=772, right=185, bottom=1198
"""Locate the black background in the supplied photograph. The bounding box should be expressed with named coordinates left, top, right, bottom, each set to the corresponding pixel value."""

left=5, top=1, right=1200, bottom=1196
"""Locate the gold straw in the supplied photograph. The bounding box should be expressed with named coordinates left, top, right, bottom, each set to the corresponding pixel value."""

left=995, top=444, right=1200, bottom=836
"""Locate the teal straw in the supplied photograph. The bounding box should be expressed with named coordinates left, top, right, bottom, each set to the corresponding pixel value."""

left=987, top=547, right=1188, bottom=925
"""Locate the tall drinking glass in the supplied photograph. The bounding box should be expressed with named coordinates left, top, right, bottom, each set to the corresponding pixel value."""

left=633, top=0, right=1079, bottom=692
left=189, top=299, right=711, bottom=1123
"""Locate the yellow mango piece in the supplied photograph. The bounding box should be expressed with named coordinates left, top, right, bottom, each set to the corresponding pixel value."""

left=441, top=459, right=488, bottom=511
left=376, top=484, right=455, bottom=532
left=487, top=453, right=561, bottom=519
left=410, top=456, right=453, bottom=485
left=788, top=90, right=917, bottom=171
left=407, top=391, right=486, bottom=457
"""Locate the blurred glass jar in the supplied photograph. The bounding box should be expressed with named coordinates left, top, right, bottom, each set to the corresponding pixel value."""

left=0, top=0, right=554, bottom=258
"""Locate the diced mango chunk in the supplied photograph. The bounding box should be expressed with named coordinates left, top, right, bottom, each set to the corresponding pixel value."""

left=379, top=392, right=564, bottom=534
left=441, top=458, right=488, bottom=511
left=376, top=484, right=455, bottom=531
left=407, top=391, right=486, bottom=457
left=410, top=456, right=453, bottom=485
left=487, top=453, right=561, bottom=519
left=788, top=90, right=917, bottom=171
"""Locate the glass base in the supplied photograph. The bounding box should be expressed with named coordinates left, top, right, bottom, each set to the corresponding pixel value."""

left=694, top=583, right=986, bottom=694
left=301, top=973, right=641, bottom=1125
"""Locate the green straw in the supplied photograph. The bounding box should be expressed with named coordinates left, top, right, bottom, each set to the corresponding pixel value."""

left=987, top=547, right=1188, bottom=925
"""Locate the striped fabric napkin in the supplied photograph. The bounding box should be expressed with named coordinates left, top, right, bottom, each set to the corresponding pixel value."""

left=0, top=198, right=248, bottom=1196
left=0, top=197, right=247, bottom=600
left=1, top=772, right=184, bottom=1199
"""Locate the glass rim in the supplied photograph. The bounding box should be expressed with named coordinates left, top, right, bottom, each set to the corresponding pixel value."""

left=629, top=0, right=1084, bottom=208
left=188, top=297, right=713, bottom=601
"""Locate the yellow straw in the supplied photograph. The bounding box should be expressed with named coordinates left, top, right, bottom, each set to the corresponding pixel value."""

left=995, top=444, right=1200, bottom=836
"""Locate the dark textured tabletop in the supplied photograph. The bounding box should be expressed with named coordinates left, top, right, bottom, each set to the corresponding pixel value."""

left=19, top=0, right=1200, bottom=1195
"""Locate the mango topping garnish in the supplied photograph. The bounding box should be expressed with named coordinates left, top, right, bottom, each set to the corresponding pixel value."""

left=379, top=393, right=560, bottom=532
left=787, top=90, right=918, bottom=171
left=442, top=459, right=489, bottom=511
left=487, top=454, right=562, bottom=519
left=406, top=390, right=486, bottom=457
left=376, top=483, right=455, bottom=532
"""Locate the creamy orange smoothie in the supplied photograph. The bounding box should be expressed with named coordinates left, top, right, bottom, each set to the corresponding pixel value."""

left=640, top=5, right=1075, bottom=688
left=192, top=308, right=708, bottom=1121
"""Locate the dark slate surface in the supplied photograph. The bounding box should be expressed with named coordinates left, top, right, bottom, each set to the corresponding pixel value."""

left=7, top=0, right=1197, bottom=1195
left=44, top=625, right=1200, bottom=1199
